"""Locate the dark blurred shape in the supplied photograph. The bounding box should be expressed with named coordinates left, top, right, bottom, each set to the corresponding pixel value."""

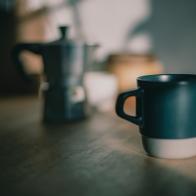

left=0, top=0, right=15, bottom=11
left=126, top=0, right=196, bottom=73
left=13, top=26, right=98, bottom=123
left=0, top=0, right=40, bottom=95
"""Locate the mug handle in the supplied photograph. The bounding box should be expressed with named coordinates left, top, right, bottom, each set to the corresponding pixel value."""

left=12, top=43, right=42, bottom=83
left=116, top=88, right=143, bottom=126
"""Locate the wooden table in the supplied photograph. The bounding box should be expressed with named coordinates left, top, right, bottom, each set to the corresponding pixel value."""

left=0, top=96, right=196, bottom=196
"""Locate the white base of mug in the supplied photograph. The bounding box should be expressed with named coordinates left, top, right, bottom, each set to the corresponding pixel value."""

left=142, top=136, right=196, bottom=159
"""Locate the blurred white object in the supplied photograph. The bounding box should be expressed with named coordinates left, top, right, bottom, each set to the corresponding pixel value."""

left=142, top=136, right=196, bottom=159
left=84, top=72, right=118, bottom=112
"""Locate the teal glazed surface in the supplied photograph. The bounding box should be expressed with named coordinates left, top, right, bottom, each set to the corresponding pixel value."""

left=116, top=74, right=196, bottom=139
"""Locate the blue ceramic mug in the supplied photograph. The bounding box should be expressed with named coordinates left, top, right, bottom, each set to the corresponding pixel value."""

left=116, top=74, right=196, bottom=159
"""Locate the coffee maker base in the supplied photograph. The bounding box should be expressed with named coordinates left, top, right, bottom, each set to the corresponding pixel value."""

left=43, top=105, right=88, bottom=123
left=142, top=136, right=196, bottom=159
left=43, top=115, right=87, bottom=124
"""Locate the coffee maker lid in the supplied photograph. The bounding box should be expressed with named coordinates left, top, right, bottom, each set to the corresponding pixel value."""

left=45, top=26, right=72, bottom=46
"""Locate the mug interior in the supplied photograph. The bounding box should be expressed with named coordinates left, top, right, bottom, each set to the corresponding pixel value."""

left=138, top=74, right=196, bottom=83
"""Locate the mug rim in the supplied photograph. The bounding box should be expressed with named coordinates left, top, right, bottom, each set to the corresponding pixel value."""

left=137, top=74, right=196, bottom=84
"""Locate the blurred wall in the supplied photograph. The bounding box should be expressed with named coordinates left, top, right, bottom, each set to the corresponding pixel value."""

left=130, top=0, right=196, bottom=73
left=44, top=0, right=151, bottom=59
left=1, top=0, right=196, bottom=94
left=46, top=0, right=196, bottom=73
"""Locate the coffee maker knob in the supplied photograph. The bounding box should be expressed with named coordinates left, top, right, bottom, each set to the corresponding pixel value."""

left=59, top=26, right=69, bottom=39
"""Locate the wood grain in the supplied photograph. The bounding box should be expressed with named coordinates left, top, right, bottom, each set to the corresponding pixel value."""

left=0, top=96, right=196, bottom=196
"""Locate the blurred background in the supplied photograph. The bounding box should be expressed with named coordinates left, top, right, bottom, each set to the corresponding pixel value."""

left=0, top=0, right=196, bottom=111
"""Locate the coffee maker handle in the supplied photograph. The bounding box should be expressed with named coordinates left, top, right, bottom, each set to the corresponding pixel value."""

left=12, top=43, right=42, bottom=83
left=116, top=88, right=143, bottom=126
